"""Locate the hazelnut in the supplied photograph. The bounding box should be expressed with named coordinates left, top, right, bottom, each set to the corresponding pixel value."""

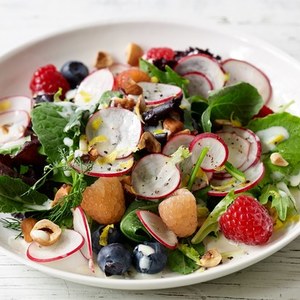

left=200, top=248, right=222, bottom=268
left=30, top=219, right=62, bottom=246
left=95, top=51, right=113, bottom=69
left=270, top=152, right=289, bottom=166
left=126, top=42, right=144, bottom=66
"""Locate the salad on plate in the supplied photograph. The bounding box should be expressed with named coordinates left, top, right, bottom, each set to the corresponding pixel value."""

left=0, top=42, right=299, bottom=277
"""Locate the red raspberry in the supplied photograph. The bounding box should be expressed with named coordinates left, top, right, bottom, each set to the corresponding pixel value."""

left=146, top=47, right=175, bottom=60
left=29, top=64, right=70, bottom=98
left=219, top=195, right=273, bottom=245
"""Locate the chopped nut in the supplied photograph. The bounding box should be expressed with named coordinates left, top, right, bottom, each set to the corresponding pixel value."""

left=52, top=184, right=72, bottom=207
left=200, top=248, right=222, bottom=268
left=95, top=51, right=113, bottom=69
left=270, top=152, right=289, bottom=166
left=21, top=218, right=38, bottom=242
left=112, top=97, right=136, bottom=110
left=126, top=42, right=144, bottom=66
left=123, top=80, right=143, bottom=95
left=163, top=117, right=184, bottom=134
left=137, top=132, right=161, bottom=153
left=30, top=219, right=62, bottom=246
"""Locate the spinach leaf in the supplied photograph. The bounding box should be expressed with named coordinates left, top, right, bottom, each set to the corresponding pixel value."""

left=0, top=176, right=48, bottom=213
left=120, top=200, right=159, bottom=242
left=201, top=82, right=264, bottom=132
left=167, top=249, right=199, bottom=274
left=248, top=112, right=300, bottom=182
left=139, top=59, right=189, bottom=96
left=32, top=103, right=75, bottom=163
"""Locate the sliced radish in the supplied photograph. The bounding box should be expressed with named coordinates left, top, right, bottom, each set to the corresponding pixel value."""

left=222, top=58, right=272, bottom=104
left=0, top=96, right=32, bottom=114
left=71, top=155, right=134, bottom=177
left=74, top=68, right=114, bottom=106
left=136, top=210, right=178, bottom=249
left=217, top=132, right=250, bottom=169
left=189, top=133, right=228, bottom=172
left=0, top=110, right=30, bottom=145
left=208, top=161, right=265, bottom=196
left=174, top=54, right=225, bottom=90
left=131, top=154, right=181, bottom=199
left=109, top=63, right=130, bottom=76
left=26, top=229, right=84, bottom=263
left=86, top=107, right=142, bottom=158
left=73, top=206, right=94, bottom=272
left=162, top=134, right=194, bottom=156
left=137, top=82, right=183, bottom=105
left=221, top=125, right=262, bottom=171
left=183, top=71, right=213, bottom=98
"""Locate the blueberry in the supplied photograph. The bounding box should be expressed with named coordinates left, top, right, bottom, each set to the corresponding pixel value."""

left=132, top=242, right=167, bottom=274
left=60, top=61, right=89, bottom=89
left=91, top=225, right=125, bottom=254
left=97, top=243, right=132, bottom=276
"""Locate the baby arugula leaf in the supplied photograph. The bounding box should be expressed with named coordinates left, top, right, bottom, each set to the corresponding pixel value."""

left=201, top=82, right=264, bottom=132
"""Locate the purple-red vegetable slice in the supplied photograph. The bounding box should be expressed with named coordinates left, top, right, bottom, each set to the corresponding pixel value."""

left=131, top=153, right=181, bottom=199
left=86, top=107, right=142, bottom=159
left=174, top=54, right=225, bottom=90
left=222, top=58, right=272, bottom=104
left=189, top=133, right=229, bottom=172
left=137, top=82, right=183, bottom=105
left=136, top=210, right=178, bottom=249
left=183, top=71, right=213, bottom=98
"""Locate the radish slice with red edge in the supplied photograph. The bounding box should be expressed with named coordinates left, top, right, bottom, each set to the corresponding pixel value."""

left=109, top=63, right=130, bottom=77
left=208, top=161, right=265, bottom=196
left=221, top=125, right=262, bottom=171
left=136, top=210, right=178, bottom=249
left=174, top=54, right=225, bottom=90
left=222, top=58, right=272, bottom=104
left=217, top=132, right=250, bottom=169
left=71, top=155, right=134, bottom=177
left=0, top=110, right=30, bottom=145
left=74, top=68, right=114, bottom=106
left=131, top=153, right=181, bottom=199
left=0, top=96, right=32, bottom=114
left=73, top=206, right=94, bottom=272
left=189, top=133, right=228, bottom=172
left=86, top=107, right=142, bottom=159
left=183, top=71, right=213, bottom=98
left=137, top=82, right=182, bottom=105
left=162, top=133, right=194, bottom=156
left=26, top=229, right=84, bottom=263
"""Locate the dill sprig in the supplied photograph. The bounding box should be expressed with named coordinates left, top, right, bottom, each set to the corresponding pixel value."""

left=0, top=218, right=22, bottom=238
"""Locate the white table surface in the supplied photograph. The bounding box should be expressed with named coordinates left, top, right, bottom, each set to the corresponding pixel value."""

left=0, top=0, right=300, bottom=299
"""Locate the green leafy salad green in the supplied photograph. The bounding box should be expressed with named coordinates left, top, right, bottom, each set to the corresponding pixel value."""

left=0, top=51, right=300, bottom=277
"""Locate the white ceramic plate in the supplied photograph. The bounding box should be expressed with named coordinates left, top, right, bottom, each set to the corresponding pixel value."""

left=0, top=21, right=300, bottom=290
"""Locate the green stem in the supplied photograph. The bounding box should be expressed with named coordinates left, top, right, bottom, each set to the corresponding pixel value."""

left=187, top=147, right=209, bottom=190
left=224, top=161, right=246, bottom=182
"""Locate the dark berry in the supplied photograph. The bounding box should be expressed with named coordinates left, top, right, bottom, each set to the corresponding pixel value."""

left=33, top=93, right=54, bottom=104
left=97, top=243, right=132, bottom=276
left=132, top=242, right=167, bottom=274
left=60, top=61, right=89, bottom=89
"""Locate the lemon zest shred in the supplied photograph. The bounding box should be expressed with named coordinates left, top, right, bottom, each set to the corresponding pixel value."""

left=91, top=117, right=103, bottom=130
left=89, top=135, right=107, bottom=146
left=0, top=100, right=11, bottom=111
left=210, top=178, right=236, bottom=191
left=79, top=90, right=92, bottom=103
left=96, top=150, right=118, bottom=164
left=268, top=134, right=285, bottom=145
left=99, top=224, right=114, bottom=246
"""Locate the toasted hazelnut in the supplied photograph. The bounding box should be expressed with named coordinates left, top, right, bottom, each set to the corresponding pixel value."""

left=112, top=97, right=136, bottom=110
left=270, top=152, right=289, bottom=167
left=123, top=81, right=143, bottom=95
left=126, top=42, right=144, bottom=66
left=137, top=132, right=161, bottom=153
left=200, top=248, right=222, bottom=268
left=21, top=218, right=38, bottom=242
left=30, top=219, right=62, bottom=246
left=95, top=51, right=113, bottom=69
left=163, top=118, right=184, bottom=134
